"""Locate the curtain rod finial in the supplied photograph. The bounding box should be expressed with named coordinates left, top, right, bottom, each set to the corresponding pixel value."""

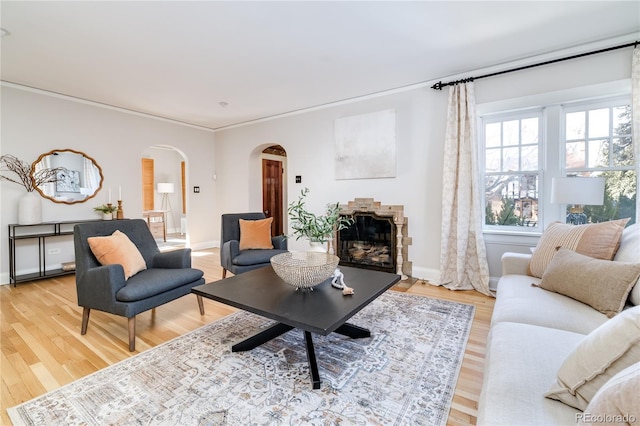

left=431, top=81, right=444, bottom=91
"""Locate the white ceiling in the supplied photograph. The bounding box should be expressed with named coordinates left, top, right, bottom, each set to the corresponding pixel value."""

left=1, top=1, right=639, bottom=130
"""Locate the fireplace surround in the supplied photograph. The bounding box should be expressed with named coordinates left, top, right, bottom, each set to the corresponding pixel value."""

left=336, top=198, right=411, bottom=279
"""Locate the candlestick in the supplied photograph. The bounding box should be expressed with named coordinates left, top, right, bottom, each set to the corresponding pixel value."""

left=119, top=186, right=122, bottom=200
left=117, top=200, right=124, bottom=220
left=108, top=188, right=112, bottom=203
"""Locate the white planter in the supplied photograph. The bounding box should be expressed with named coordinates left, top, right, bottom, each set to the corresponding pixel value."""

left=18, top=192, right=42, bottom=225
left=103, top=213, right=113, bottom=220
left=308, top=241, right=327, bottom=253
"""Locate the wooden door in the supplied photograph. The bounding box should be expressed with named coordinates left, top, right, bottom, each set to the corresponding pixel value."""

left=141, top=158, right=154, bottom=211
left=262, top=159, right=283, bottom=236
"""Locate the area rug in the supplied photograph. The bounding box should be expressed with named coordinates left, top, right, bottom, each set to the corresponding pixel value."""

left=8, top=292, right=475, bottom=426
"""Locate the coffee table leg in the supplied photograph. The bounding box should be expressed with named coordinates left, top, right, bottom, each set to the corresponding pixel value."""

left=335, top=323, right=371, bottom=339
left=232, top=323, right=294, bottom=352
left=304, top=331, right=321, bottom=389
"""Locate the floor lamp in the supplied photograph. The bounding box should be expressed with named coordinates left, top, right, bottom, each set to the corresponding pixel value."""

left=157, top=182, right=174, bottom=233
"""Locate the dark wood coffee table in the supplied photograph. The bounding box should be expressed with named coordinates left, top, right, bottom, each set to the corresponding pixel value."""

left=192, top=265, right=400, bottom=389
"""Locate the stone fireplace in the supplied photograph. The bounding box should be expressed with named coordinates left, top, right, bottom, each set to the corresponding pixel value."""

left=335, top=198, right=411, bottom=279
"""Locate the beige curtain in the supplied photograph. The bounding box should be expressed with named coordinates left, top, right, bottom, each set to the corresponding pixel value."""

left=438, top=82, right=493, bottom=297
left=632, top=47, right=640, bottom=223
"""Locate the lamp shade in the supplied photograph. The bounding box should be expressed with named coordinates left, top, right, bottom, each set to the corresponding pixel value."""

left=551, top=177, right=605, bottom=205
left=157, top=182, right=174, bottom=194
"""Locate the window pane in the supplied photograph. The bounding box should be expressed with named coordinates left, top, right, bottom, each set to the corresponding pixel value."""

left=566, top=112, right=585, bottom=139
left=485, top=148, right=501, bottom=172
left=566, top=141, right=585, bottom=169
left=503, top=147, right=519, bottom=171
left=588, top=108, right=609, bottom=138
left=485, top=123, right=501, bottom=147
left=485, top=174, right=539, bottom=227
left=581, top=170, right=636, bottom=225
left=521, top=145, right=538, bottom=170
left=613, top=137, right=634, bottom=167
left=521, top=118, right=538, bottom=145
left=588, top=140, right=608, bottom=168
left=613, top=106, right=631, bottom=135
left=503, top=120, right=519, bottom=146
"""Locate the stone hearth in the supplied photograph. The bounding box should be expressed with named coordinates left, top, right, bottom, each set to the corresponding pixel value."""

left=336, top=198, right=411, bottom=279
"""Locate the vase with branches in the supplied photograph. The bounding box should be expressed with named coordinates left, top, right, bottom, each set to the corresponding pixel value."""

left=0, top=154, right=66, bottom=224
left=0, top=154, right=64, bottom=192
left=288, top=188, right=353, bottom=251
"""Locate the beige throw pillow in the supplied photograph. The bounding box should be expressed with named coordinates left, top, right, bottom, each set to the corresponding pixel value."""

left=545, top=306, right=640, bottom=410
left=239, top=218, right=274, bottom=250
left=578, top=362, right=640, bottom=426
left=538, top=248, right=640, bottom=318
left=528, top=219, right=629, bottom=278
left=88, top=230, right=147, bottom=280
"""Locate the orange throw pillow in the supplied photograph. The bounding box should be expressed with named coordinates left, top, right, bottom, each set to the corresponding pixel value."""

left=239, top=218, right=274, bottom=250
left=88, top=230, right=147, bottom=280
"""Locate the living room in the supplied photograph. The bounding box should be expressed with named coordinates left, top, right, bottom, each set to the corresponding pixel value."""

left=1, top=1, right=639, bottom=425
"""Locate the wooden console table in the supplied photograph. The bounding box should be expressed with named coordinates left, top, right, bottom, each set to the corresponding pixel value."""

left=143, top=210, right=166, bottom=241
left=8, top=219, right=104, bottom=286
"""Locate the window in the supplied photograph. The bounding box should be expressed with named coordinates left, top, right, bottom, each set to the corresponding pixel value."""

left=562, top=100, right=636, bottom=224
left=481, top=94, right=636, bottom=232
left=482, top=111, right=542, bottom=230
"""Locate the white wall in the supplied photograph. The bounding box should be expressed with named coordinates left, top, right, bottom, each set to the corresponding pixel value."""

left=0, top=86, right=216, bottom=284
left=213, top=47, right=634, bottom=285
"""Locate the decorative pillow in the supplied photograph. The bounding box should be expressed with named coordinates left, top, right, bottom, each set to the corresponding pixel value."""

left=578, top=362, right=640, bottom=425
left=538, top=248, right=640, bottom=318
left=613, top=223, right=640, bottom=305
left=528, top=219, right=630, bottom=278
left=88, top=230, right=147, bottom=280
left=545, top=305, right=640, bottom=410
left=239, top=218, right=274, bottom=250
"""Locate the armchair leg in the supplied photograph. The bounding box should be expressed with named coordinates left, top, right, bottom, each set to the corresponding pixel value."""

left=128, top=316, right=136, bottom=352
left=197, top=295, right=205, bottom=315
left=222, top=269, right=227, bottom=278
left=81, top=307, right=91, bottom=335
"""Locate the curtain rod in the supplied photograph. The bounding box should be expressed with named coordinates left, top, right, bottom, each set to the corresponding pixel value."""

left=431, top=40, right=639, bottom=90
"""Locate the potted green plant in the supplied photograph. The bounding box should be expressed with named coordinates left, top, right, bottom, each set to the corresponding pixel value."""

left=94, top=204, right=118, bottom=220
left=288, top=188, right=353, bottom=251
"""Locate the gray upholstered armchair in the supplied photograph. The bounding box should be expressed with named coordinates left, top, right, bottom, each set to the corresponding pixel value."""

left=74, top=219, right=205, bottom=351
left=220, top=212, right=288, bottom=278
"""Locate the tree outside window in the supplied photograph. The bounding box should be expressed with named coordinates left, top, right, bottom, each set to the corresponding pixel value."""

left=563, top=104, right=636, bottom=225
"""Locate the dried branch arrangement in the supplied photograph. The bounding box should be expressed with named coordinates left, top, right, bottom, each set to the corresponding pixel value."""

left=0, top=154, right=65, bottom=192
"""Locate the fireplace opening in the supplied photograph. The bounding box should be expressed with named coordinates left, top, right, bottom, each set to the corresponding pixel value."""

left=337, top=213, right=396, bottom=274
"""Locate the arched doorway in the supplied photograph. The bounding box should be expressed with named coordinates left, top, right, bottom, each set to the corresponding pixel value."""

left=261, top=145, right=287, bottom=236
left=141, top=145, right=189, bottom=248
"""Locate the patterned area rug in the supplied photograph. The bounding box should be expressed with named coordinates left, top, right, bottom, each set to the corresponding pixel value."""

left=8, top=292, right=475, bottom=426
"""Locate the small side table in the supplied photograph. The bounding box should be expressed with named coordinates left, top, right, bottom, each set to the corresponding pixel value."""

left=143, top=210, right=166, bottom=241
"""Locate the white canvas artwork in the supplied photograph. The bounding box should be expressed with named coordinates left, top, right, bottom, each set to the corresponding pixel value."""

left=335, top=109, right=396, bottom=180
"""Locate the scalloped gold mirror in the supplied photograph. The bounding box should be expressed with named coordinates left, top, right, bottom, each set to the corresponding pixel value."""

left=32, top=149, right=104, bottom=204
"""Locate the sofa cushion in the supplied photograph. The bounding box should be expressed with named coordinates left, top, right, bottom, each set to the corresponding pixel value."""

left=614, top=223, right=640, bottom=305
left=88, top=230, right=147, bottom=280
left=538, top=248, right=640, bottom=318
left=528, top=219, right=629, bottom=278
left=545, top=306, right=640, bottom=411
left=116, top=268, right=204, bottom=302
left=477, top=322, right=584, bottom=426
left=578, top=362, right=640, bottom=425
left=493, top=274, right=608, bottom=334
left=232, top=248, right=288, bottom=266
left=239, top=218, right=274, bottom=250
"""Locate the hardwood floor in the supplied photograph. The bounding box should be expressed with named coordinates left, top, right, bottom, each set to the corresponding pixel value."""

left=0, top=248, right=495, bottom=425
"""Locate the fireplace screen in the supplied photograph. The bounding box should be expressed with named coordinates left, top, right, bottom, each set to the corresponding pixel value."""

left=337, top=213, right=396, bottom=273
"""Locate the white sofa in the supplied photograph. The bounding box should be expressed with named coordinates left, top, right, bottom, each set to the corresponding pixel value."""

left=477, top=223, right=640, bottom=426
